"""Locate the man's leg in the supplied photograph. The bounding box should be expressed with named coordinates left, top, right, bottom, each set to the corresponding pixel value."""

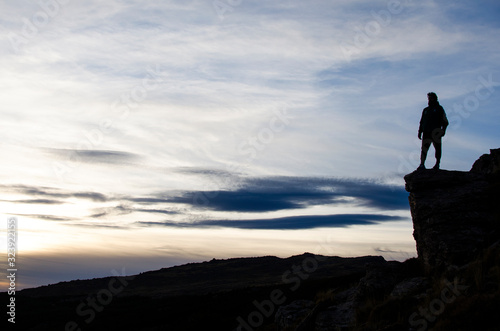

left=420, top=134, right=432, bottom=168
left=431, top=129, right=444, bottom=169
left=433, top=140, right=442, bottom=169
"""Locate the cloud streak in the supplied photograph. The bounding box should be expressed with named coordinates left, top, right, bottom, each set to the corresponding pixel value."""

left=9, top=214, right=76, bottom=222
left=139, top=214, right=406, bottom=230
left=2, top=199, right=64, bottom=205
left=0, top=185, right=109, bottom=202
left=46, top=149, right=141, bottom=165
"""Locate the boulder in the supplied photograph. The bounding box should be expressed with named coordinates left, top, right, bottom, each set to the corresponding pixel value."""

left=275, top=300, right=315, bottom=330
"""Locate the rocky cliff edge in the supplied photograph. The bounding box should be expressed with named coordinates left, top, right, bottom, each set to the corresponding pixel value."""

left=404, top=148, right=500, bottom=271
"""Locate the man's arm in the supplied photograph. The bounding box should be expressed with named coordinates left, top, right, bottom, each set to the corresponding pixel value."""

left=418, top=109, right=425, bottom=140
left=441, top=106, right=449, bottom=135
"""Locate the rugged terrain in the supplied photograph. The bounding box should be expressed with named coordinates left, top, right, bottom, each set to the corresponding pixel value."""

left=5, top=254, right=384, bottom=330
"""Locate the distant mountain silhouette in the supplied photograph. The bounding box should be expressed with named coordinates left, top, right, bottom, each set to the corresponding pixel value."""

left=5, top=254, right=382, bottom=330
left=19, top=254, right=381, bottom=299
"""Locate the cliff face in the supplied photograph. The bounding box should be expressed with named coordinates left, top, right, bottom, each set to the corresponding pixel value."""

left=405, top=148, right=500, bottom=271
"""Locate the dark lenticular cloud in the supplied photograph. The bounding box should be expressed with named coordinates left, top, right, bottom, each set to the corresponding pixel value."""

left=168, top=191, right=318, bottom=212
left=139, top=214, right=407, bottom=230
left=161, top=176, right=409, bottom=212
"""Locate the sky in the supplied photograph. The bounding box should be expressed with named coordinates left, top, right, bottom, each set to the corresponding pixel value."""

left=0, top=0, right=499, bottom=289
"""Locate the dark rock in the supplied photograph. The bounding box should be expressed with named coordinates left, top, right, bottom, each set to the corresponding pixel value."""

left=311, top=260, right=412, bottom=330
left=390, top=277, right=429, bottom=298
left=471, top=148, right=500, bottom=175
left=275, top=299, right=315, bottom=330
left=355, top=261, right=406, bottom=301
left=311, top=288, right=357, bottom=331
left=404, top=148, right=500, bottom=272
left=315, top=304, right=354, bottom=331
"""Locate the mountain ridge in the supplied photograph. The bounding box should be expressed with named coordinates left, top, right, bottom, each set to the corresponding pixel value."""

left=16, top=253, right=384, bottom=299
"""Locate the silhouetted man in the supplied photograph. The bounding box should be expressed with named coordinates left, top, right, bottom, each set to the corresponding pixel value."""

left=418, top=92, right=449, bottom=170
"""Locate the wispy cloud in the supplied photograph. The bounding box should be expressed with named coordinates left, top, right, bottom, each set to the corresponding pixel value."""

left=2, top=0, right=499, bottom=182
left=0, top=185, right=109, bottom=202
left=89, top=204, right=178, bottom=219
left=9, top=214, right=76, bottom=222
left=46, top=149, right=141, bottom=165
left=2, top=199, right=65, bottom=205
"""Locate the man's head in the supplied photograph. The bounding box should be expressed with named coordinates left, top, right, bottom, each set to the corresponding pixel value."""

left=427, top=92, right=438, bottom=104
